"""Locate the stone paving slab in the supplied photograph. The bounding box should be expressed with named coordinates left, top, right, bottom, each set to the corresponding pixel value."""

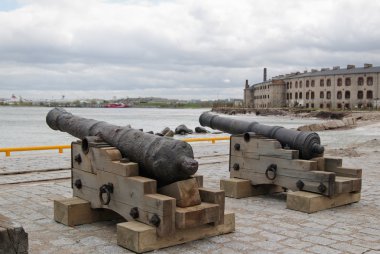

left=0, top=142, right=379, bottom=253
left=0, top=152, right=71, bottom=174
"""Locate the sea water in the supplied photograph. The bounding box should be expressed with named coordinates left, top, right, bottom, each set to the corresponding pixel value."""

left=0, top=107, right=378, bottom=149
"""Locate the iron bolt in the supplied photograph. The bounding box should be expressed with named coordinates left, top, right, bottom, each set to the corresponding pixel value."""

left=234, top=143, right=241, bottom=151
left=233, top=163, right=240, bottom=171
left=74, top=154, right=82, bottom=164
left=318, top=183, right=327, bottom=193
left=130, top=207, right=139, bottom=219
left=74, top=179, right=82, bottom=189
left=296, top=180, right=304, bottom=190
left=149, top=214, right=161, bottom=227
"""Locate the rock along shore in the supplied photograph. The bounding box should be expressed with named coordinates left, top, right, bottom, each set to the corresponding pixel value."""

left=212, top=107, right=380, bottom=131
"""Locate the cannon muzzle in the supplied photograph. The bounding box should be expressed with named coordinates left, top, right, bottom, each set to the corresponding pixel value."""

left=47, top=108, right=198, bottom=186
left=199, top=112, right=324, bottom=159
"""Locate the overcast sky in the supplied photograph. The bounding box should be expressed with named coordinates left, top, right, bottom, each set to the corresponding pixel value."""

left=1, top=0, right=380, bottom=100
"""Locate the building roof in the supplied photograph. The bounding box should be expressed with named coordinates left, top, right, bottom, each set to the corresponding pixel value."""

left=249, top=65, right=379, bottom=89
left=273, top=65, right=380, bottom=80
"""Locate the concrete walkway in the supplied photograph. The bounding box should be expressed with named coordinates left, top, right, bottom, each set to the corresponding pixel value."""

left=0, top=141, right=379, bottom=253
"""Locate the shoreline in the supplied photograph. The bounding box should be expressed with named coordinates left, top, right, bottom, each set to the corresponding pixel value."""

left=212, top=107, right=380, bottom=131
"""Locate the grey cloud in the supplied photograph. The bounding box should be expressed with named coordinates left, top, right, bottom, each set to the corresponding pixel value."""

left=1, top=0, right=380, bottom=99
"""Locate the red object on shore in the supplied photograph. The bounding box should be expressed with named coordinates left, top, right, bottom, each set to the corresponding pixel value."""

left=104, top=103, right=129, bottom=108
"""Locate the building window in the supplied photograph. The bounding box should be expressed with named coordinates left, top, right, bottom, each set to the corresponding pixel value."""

left=337, top=103, right=342, bottom=109
left=327, top=103, right=331, bottom=109
left=327, top=79, right=331, bottom=86
left=287, top=93, right=289, bottom=100
left=311, top=103, right=315, bottom=108
left=290, top=82, right=292, bottom=89
left=320, top=91, right=324, bottom=99
left=295, top=81, right=298, bottom=88
left=327, top=91, right=331, bottom=99
left=337, top=78, right=342, bottom=86
left=299, top=92, right=302, bottom=99
left=345, top=103, right=350, bottom=109
left=311, top=80, right=315, bottom=87
left=345, top=78, right=351, bottom=86
left=290, top=93, right=292, bottom=99
left=306, top=103, right=309, bottom=108
left=320, top=79, right=324, bottom=87
left=337, top=91, right=342, bottom=99
left=300, top=81, right=303, bottom=88
left=306, top=92, right=309, bottom=100
left=320, top=103, right=324, bottom=108
left=358, top=77, right=364, bottom=86
left=311, top=91, right=315, bottom=99
left=295, top=93, right=298, bottom=99
left=287, top=83, right=289, bottom=89
left=345, top=91, right=350, bottom=99
left=357, top=91, right=363, bottom=99
left=306, top=80, right=309, bottom=87
left=367, top=77, right=373, bottom=86
left=367, top=90, right=373, bottom=99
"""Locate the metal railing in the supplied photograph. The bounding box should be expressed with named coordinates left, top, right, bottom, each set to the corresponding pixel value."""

left=0, top=136, right=230, bottom=157
left=0, top=145, right=71, bottom=157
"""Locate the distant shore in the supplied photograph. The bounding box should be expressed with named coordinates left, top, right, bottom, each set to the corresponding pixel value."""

left=212, top=107, right=380, bottom=132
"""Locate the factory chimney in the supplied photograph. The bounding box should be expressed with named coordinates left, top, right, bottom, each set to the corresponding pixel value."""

left=245, top=80, right=249, bottom=89
left=263, top=68, right=267, bottom=82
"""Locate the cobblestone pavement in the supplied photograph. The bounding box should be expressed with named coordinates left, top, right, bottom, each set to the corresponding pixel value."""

left=0, top=141, right=379, bottom=253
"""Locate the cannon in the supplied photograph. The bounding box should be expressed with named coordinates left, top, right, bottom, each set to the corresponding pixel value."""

left=199, top=112, right=324, bottom=159
left=46, top=108, right=198, bottom=186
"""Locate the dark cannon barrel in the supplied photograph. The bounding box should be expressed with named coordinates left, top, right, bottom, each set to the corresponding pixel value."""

left=199, top=112, right=324, bottom=159
left=46, top=108, right=198, bottom=186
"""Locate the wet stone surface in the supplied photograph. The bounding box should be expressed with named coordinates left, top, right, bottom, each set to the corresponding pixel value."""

left=0, top=142, right=379, bottom=253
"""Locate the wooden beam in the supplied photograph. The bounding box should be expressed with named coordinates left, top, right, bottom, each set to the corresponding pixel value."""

left=286, top=191, right=360, bottom=213
left=117, top=212, right=235, bottom=253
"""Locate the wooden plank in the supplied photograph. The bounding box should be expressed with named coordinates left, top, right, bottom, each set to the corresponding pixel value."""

left=198, top=188, right=225, bottom=224
left=311, top=157, right=325, bottom=171
left=53, top=197, right=120, bottom=226
left=72, top=169, right=176, bottom=236
left=231, top=168, right=335, bottom=196
left=335, top=176, right=362, bottom=194
left=231, top=136, right=299, bottom=160
left=73, top=185, right=175, bottom=236
left=117, top=212, right=235, bottom=253
left=175, top=202, right=220, bottom=229
left=191, top=175, right=203, bottom=188
left=230, top=155, right=317, bottom=172
left=287, top=191, right=361, bottom=213
left=158, top=178, right=201, bottom=208
left=0, top=214, right=28, bottom=254
left=72, top=142, right=93, bottom=173
left=324, top=157, right=343, bottom=171
left=91, top=147, right=139, bottom=177
left=220, top=178, right=282, bottom=198
left=327, top=166, right=362, bottom=178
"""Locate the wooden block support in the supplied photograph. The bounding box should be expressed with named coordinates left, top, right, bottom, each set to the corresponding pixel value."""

left=54, top=197, right=121, bottom=226
left=175, top=202, right=220, bottom=229
left=117, top=212, right=235, bottom=253
left=220, top=178, right=283, bottom=198
left=0, top=214, right=28, bottom=254
left=158, top=178, right=201, bottom=208
left=199, top=188, right=225, bottom=224
left=286, top=191, right=361, bottom=213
